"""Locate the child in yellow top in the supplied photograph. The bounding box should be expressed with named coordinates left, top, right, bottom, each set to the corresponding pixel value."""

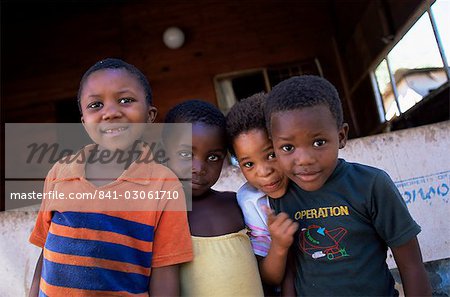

left=164, top=99, right=264, bottom=296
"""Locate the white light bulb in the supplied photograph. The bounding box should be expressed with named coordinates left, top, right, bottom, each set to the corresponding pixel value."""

left=163, top=27, right=185, bottom=49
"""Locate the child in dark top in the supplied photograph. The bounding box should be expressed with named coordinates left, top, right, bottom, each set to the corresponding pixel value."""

left=265, top=75, right=432, bottom=296
left=29, top=58, right=193, bottom=296
left=226, top=93, right=298, bottom=294
left=163, top=99, right=264, bottom=296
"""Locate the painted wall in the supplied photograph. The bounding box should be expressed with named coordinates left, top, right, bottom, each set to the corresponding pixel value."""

left=0, top=209, right=41, bottom=297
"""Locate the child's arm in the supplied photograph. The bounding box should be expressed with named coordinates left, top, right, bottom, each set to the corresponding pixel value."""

left=29, top=250, right=43, bottom=297
left=259, top=207, right=298, bottom=284
left=391, top=237, right=432, bottom=296
left=148, top=264, right=180, bottom=296
left=280, top=248, right=296, bottom=297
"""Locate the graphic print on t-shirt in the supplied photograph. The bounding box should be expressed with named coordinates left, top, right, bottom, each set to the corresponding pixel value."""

left=299, top=225, right=349, bottom=261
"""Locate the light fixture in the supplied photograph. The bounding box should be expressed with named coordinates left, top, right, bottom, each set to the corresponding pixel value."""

left=163, top=27, right=185, bottom=49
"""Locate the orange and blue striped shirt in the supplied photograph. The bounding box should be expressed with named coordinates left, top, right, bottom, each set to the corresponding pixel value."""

left=30, top=145, right=193, bottom=296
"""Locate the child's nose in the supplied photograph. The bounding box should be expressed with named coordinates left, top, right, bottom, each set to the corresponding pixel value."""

left=101, top=105, right=122, bottom=121
left=192, top=159, right=206, bottom=175
left=293, top=148, right=315, bottom=166
left=256, top=165, right=272, bottom=177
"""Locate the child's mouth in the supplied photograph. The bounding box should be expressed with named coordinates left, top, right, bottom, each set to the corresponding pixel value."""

left=262, top=179, right=281, bottom=191
left=101, top=126, right=129, bottom=135
left=191, top=179, right=208, bottom=189
left=294, top=171, right=320, bottom=182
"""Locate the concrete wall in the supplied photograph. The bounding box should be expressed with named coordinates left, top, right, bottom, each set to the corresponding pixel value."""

left=0, top=209, right=41, bottom=297
left=1, top=121, right=449, bottom=296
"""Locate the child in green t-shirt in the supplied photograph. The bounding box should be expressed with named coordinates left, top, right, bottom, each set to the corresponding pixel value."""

left=265, top=75, right=431, bottom=296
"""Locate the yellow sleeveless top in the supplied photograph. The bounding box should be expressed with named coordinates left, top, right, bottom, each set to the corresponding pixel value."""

left=180, top=229, right=264, bottom=296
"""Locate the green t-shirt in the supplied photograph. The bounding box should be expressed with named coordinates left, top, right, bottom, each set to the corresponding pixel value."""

left=271, top=159, right=420, bottom=296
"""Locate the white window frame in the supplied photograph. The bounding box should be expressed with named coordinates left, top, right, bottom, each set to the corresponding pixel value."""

left=371, top=0, right=450, bottom=122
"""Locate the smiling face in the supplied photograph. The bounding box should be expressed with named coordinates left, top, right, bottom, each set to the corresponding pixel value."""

left=233, top=129, right=288, bottom=198
left=79, top=68, right=157, bottom=151
left=271, top=105, right=348, bottom=192
left=165, top=122, right=227, bottom=197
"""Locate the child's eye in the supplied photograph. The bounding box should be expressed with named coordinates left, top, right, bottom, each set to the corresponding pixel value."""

left=178, top=151, right=192, bottom=160
left=281, top=145, right=294, bottom=152
left=208, top=154, right=221, bottom=162
left=119, top=97, right=135, bottom=104
left=267, top=152, right=276, bottom=160
left=313, top=140, right=326, bottom=147
left=242, top=162, right=254, bottom=168
left=87, top=102, right=103, bottom=109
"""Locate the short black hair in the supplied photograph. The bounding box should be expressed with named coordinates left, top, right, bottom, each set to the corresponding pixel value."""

left=163, top=99, right=226, bottom=149
left=164, top=99, right=226, bottom=128
left=77, top=58, right=153, bottom=113
left=226, top=92, right=267, bottom=156
left=265, top=75, right=343, bottom=130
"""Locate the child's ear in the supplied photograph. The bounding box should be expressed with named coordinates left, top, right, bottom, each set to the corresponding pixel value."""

left=338, top=123, right=349, bottom=149
left=147, top=106, right=158, bottom=123
left=81, top=117, right=87, bottom=132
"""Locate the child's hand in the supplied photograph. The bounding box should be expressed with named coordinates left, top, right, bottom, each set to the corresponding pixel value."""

left=262, top=205, right=298, bottom=250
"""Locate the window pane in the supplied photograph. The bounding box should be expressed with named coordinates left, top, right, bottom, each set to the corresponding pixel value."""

left=388, top=10, right=448, bottom=113
left=431, top=0, right=450, bottom=65
left=374, top=59, right=399, bottom=121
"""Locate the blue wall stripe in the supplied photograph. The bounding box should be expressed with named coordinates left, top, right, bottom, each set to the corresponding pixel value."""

left=42, top=259, right=149, bottom=294
left=52, top=212, right=154, bottom=242
left=45, top=233, right=152, bottom=268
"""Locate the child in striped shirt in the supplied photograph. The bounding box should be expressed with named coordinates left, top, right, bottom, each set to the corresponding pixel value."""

left=29, top=58, right=193, bottom=296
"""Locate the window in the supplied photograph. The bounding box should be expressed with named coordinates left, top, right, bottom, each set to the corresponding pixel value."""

left=372, top=0, right=449, bottom=122
left=214, top=69, right=269, bottom=115
left=214, top=59, right=322, bottom=114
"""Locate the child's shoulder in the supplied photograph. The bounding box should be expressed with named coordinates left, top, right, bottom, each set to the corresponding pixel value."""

left=45, top=145, right=95, bottom=180
left=341, top=159, right=387, bottom=177
left=337, top=159, right=395, bottom=189
left=143, top=161, right=180, bottom=178
left=46, top=155, right=82, bottom=180
left=211, top=189, right=236, bottom=200
left=208, top=190, right=240, bottom=209
left=209, top=190, right=245, bottom=229
left=236, top=182, right=266, bottom=203
left=237, top=182, right=260, bottom=195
